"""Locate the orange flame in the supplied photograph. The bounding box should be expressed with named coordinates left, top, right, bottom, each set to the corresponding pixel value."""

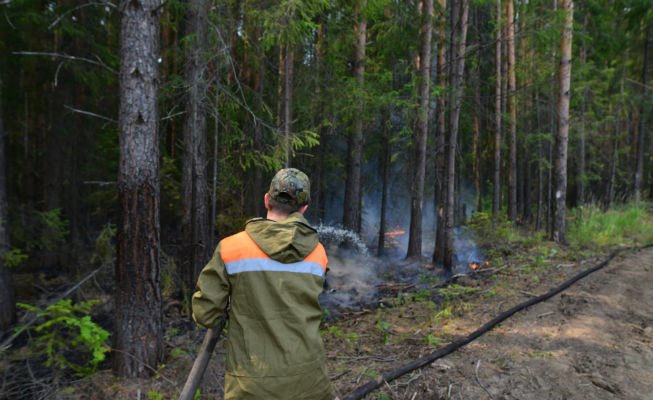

left=470, top=261, right=490, bottom=271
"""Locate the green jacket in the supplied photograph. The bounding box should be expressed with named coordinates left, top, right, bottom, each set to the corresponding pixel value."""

left=192, top=213, right=334, bottom=399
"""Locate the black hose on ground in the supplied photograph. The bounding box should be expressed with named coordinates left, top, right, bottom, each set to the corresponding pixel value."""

left=343, top=244, right=653, bottom=400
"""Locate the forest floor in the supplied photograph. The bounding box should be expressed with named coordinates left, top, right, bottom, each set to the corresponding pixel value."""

left=2, top=238, right=653, bottom=399
left=325, top=245, right=653, bottom=400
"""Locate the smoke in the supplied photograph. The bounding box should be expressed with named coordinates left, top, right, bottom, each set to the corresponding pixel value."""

left=316, top=225, right=385, bottom=315
left=305, top=129, right=487, bottom=315
left=319, top=248, right=385, bottom=316
left=451, top=226, right=485, bottom=274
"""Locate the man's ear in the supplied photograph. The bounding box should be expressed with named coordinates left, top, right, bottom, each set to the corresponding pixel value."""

left=299, top=204, right=309, bottom=214
left=264, top=193, right=271, bottom=210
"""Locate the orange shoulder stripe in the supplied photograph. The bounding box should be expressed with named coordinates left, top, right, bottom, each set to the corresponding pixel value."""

left=305, top=243, right=328, bottom=272
left=220, top=231, right=328, bottom=273
left=220, top=232, right=269, bottom=263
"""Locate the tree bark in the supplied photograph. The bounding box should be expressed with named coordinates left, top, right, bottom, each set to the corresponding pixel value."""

left=443, top=0, right=469, bottom=270
left=181, top=0, right=211, bottom=308
left=0, top=76, right=15, bottom=332
left=114, top=0, right=163, bottom=377
left=378, top=120, right=390, bottom=257
left=311, top=20, right=326, bottom=221
left=492, top=0, right=502, bottom=222
left=407, top=0, right=434, bottom=259
left=552, top=0, right=573, bottom=244
left=473, top=48, right=482, bottom=213
left=283, top=44, right=294, bottom=167
left=606, top=120, right=618, bottom=208
left=277, top=42, right=294, bottom=168
left=433, top=0, right=447, bottom=265
left=635, top=25, right=649, bottom=203
left=506, top=0, right=517, bottom=223
left=576, top=15, right=588, bottom=206
left=535, top=90, right=544, bottom=230
left=343, top=0, right=367, bottom=233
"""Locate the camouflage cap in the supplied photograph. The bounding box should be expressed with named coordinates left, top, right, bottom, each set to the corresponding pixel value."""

left=268, top=168, right=311, bottom=206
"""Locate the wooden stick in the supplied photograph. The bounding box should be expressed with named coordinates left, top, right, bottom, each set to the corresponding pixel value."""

left=178, top=315, right=228, bottom=400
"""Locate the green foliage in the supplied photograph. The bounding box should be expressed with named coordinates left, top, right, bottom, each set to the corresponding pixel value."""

left=36, top=208, right=69, bottom=251
left=425, top=334, right=443, bottom=346
left=568, top=202, right=653, bottom=249
left=2, top=247, right=29, bottom=269
left=417, top=273, right=440, bottom=285
left=17, top=299, right=110, bottom=376
left=160, top=155, right=182, bottom=223
left=375, top=320, right=392, bottom=344
left=432, top=305, right=453, bottom=322
left=161, top=250, right=179, bottom=300
left=412, top=289, right=433, bottom=303
left=147, top=391, right=165, bottom=400
left=326, top=325, right=360, bottom=349
left=260, top=0, right=332, bottom=49
left=437, top=284, right=480, bottom=301
left=90, top=223, right=116, bottom=267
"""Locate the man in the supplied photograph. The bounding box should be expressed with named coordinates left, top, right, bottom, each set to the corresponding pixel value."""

left=192, top=168, right=335, bottom=400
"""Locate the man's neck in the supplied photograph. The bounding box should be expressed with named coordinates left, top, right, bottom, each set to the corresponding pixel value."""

left=265, top=211, right=292, bottom=222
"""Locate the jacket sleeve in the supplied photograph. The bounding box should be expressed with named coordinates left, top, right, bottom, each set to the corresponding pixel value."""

left=192, top=244, right=230, bottom=328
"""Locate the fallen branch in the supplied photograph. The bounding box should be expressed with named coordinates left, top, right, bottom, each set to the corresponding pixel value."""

left=343, top=245, right=652, bottom=400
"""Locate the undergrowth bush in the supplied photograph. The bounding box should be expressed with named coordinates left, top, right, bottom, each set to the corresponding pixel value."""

left=17, top=299, right=110, bottom=376
left=469, top=211, right=544, bottom=248
left=568, top=202, right=653, bottom=249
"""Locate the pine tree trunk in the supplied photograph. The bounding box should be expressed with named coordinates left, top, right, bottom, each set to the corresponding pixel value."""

left=443, top=0, right=469, bottom=270
left=378, top=123, right=390, bottom=257
left=407, top=0, right=434, bottom=259
left=506, top=0, right=517, bottom=222
left=576, top=16, right=588, bottom=206
left=0, top=77, right=15, bottom=332
left=473, top=6, right=482, bottom=213
left=535, top=90, right=544, bottom=230
left=635, top=25, right=649, bottom=202
left=493, top=0, right=502, bottom=222
left=433, top=0, right=448, bottom=265
left=606, top=122, right=618, bottom=208
left=181, top=0, right=211, bottom=307
left=253, top=49, right=265, bottom=217
left=343, top=0, right=367, bottom=233
left=284, top=45, right=294, bottom=167
left=311, top=20, right=326, bottom=221
left=547, top=0, right=558, bottom=236
left=114, top=0, right=163, bottom=377
left=552, top=0, right=573, bottom=243
left=277, top=43, right=294, bottom=168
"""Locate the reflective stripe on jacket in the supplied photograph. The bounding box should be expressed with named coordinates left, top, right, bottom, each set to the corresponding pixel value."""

left=221, top=231, right=327, bottom=277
